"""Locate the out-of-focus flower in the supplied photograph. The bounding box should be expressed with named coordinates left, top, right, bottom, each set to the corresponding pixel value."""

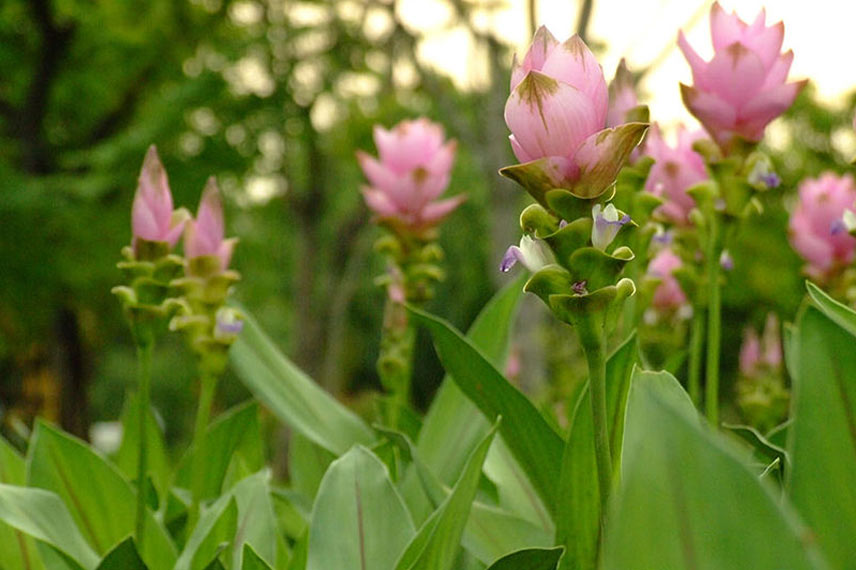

left=185, top=178, right=238, bottom=271
left=591, top=203, right=630, bottom=250
left=131, top=145, right=187, bottom=250
left=719, top=250, right=734, bottom=271
left=788, top=173, right=856, bottom=279
left=502, top=27, right=647, bottom=199
left=607, top=59, right=639, bottom=128
left=647, top=248, right=687, bottom=309
left=357, top=118, right=464, bottom=231
left=737, top=313, right=787, bottom=431
left=678, top=3, right=806, bottom=149
left=644, top=125, right=708, bottom=224
left=747, top=154, right=781, bottom=189
left=500, top=235, right=556, bottom=273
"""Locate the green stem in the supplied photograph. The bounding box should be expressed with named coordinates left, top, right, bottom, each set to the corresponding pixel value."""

left=134, top=343, right=153, bottom=550
left=688, top=306, right=705, bottom=408
left=191, top=372, right=218, bottom=516
left=377, top=296, right=415, bottom=429
left=577, top=315, right=612, bottom=515
left=705, top=210, right=721, bottom=426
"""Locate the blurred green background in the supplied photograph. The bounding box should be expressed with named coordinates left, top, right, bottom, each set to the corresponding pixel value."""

left=0, top=0, right=854, bottom=458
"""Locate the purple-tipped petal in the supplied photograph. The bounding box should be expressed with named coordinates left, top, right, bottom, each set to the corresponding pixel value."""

left=568, top=122, right=648, bottom=198
left=504, top=71, right=600, bottom=161
left=500, top=245, right=523, bottom=272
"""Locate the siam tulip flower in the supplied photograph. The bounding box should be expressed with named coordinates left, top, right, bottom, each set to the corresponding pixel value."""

left=647, top=248, right=688, bottom=310
left=644, top=124, right=708, bottom=224
left=739, top=314, right=782, bottom=376
left=591, top=203, right=630, bottom=250
left=185, top=178, right=238, bottom=272
left=357, top=118, right=464, bottom=232
left=501, top=27, right=647, bottom=201
left=788, top=173, right=856, bottom=279
left=131, top=145, right=187, bottom=250
left=500, top=235, right=556, bottom=273
left=678, top=3, right=806, bottom=150
left=606, top=59, right=639, bottom=128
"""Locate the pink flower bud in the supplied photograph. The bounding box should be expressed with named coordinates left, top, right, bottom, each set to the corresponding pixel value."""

left=502, top=28, right=647, bottom=200
left=647, top=248, right=687, bottom=309
left=788, top=173, right=856, bottom=280
left=357, top=118, right=464, bottom=231
left=607, top=59, right=638, bottom=128
left=740, top=313, right=782, bottom=377
left=131, top=146, right=186, bottom=247
left=678, top=3, right=806, bottom=149
left=185, top=178, right=237, bottom=271
left=739, top=328, right=762, bottom=376
left=644, top=124, right=708, bottom=225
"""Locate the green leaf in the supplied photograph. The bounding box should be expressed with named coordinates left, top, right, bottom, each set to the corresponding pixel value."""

left=26, top=422, right=177, bottom=569
left=408, top=307, right=564, bottom=514
left=230, top=309, right=375, bottom=455
left=789, top=306, right=856, bottom=568
left=175, top=496, right=238, bottom=570
left=175, top=402, right=261, bottom=500
left=0, top=484, right=99, bottom=569
left=227, top=471, right=285, bottom=570
left=114, top=392, right=170, bottom=503
left=555, top=334, right=636, bottom=570
left=485, top=547, right=564, bottom=570
left=288, top=431, right=335, bottom=501
left=395, top=421, right=499, bottom=570
left=0, top=438, right=45, bottom=570
left=95, top=537, right=147, bottom=570
left=417, top=274, right=525, bottom=486
left=602, top=370, right=827, bottom=570
left=805, top=281, right=856, bottom=337
left=242, top=543, right=275, bottom=570
left=307, top=446, right=415, bottom=570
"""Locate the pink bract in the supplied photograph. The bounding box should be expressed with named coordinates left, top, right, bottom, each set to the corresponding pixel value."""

left=131, top=146, right=185, bottom=247
left=644, top=125, right=709, bottom=225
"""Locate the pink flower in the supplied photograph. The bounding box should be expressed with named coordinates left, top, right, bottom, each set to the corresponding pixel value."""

left=678, top=3, right=806, bottom=150
left=647, top=248, right=687, bottom=309
left=501, top=27, right=647, bottom=201
left=739, top=313, right=782, bottom=377
left=185, top=178, right=237, bottom=271
left=644, top=125, right=709, bottom=225
left=788, top=172, right=856, bottom=279
left=357, top=118, right=464, bottom=232
left=606, top=59, right=639, bottom=128
left=131, top=146, right=186, bottom=248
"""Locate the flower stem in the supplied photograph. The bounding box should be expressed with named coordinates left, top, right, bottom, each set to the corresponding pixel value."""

left=705, top=210, right=721, bottom=426
left=577, top=315, right=612, bottom=514
left=377, top=296, right=415, bottom=429
left=191, top=371, right=217, bottom=517
left=134, top=343, right=153, bottom=550
left=688, top=306, right=705, bottom=407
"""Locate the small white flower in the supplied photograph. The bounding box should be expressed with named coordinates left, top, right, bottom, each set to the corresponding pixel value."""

left=500, top=235, right=555, bottom=272
left=591, top=203, right=630, bottom=251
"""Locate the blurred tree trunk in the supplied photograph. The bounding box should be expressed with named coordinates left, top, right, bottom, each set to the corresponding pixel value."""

left=54, top=306, right=90, bottom=440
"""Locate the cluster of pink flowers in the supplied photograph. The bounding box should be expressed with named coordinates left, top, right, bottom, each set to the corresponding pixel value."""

left=647, top=248, right=688, bottom=310
left=789, top=173, right=856, bottom=280
left=643, top=125, right=708, bottom=225
left=357, top=119, right=464, bottom=233
left=132, top=146, right=235, bottom=272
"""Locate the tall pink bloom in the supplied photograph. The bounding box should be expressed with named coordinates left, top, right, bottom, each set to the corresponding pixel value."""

left=131, top=145, right=186, bottom=248
left=647, top=248, right=687, bottom=310
left=185, top=178, right=237, bottom=271
left=357, top=118, right=464, bottom=232
left=788, top=173, right=856, bottom=279
left=644, top=125, right=708, bottom=225
left=678, top=3, right=806, bottom=149
left=501, top=27, right=647, bottom=200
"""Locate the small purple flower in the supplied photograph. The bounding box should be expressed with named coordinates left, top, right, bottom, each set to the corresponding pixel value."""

left=500, top=235, right=556, bottom=273
left=652, top=229, right=674, bottom=245
left=761, top=172, right=781, bottom=189
left=215, top=307, right=244, bottom=338
left=720, top=250, right=734, bottom=271
left=572, top=280, right=588, bottom=295
left=592, top=203, right=631, bottom=250
left=830, top=218, right=848, bottom=236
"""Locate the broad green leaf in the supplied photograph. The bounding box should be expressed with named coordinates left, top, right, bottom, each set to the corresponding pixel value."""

left=271, top=487, right=309, bottom=540
left=602, top=370, right=827, bottom=570
left=175, top=496, right=238, bottom=570
left=806, top=281, right=856, bottom=337
left=287, top=530, right=308, bottom=570
left=0, top=438, right=45, bottom=570
left=115, top=392, right=170, bottom=502
left=417, top=275, right=525, bottom=485
left=227, top=471, right=285, bottom=570
left=95, top=537, right=146, bottom=570
left=230, top=309, right=375, bottom=455
left=482, top=437, right=551, bottom=532
left=0, top=484, right=99, bottom=569
left=722, top=423, right=789, bottom=472
left=243, top=543, right=275, bottom=570
left=555, top=333, right=636, bottom=570
left=175, top=402, right=261, bottom=500
left=409, top=307, right=564, bottom=513
left=307, top=446, right=415, bottom=570
left=288, top=431, right=335, bottom=501
left=394, top=421, right=499, bottom=570
left=485, top=546, right=564, bottom=570
left=26, top=422, right=177, bottom=569
left=789, top=306, right=856, bottom=568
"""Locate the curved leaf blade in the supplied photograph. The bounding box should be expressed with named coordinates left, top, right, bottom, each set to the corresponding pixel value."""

left=486, top=546, right=564, bottom=570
